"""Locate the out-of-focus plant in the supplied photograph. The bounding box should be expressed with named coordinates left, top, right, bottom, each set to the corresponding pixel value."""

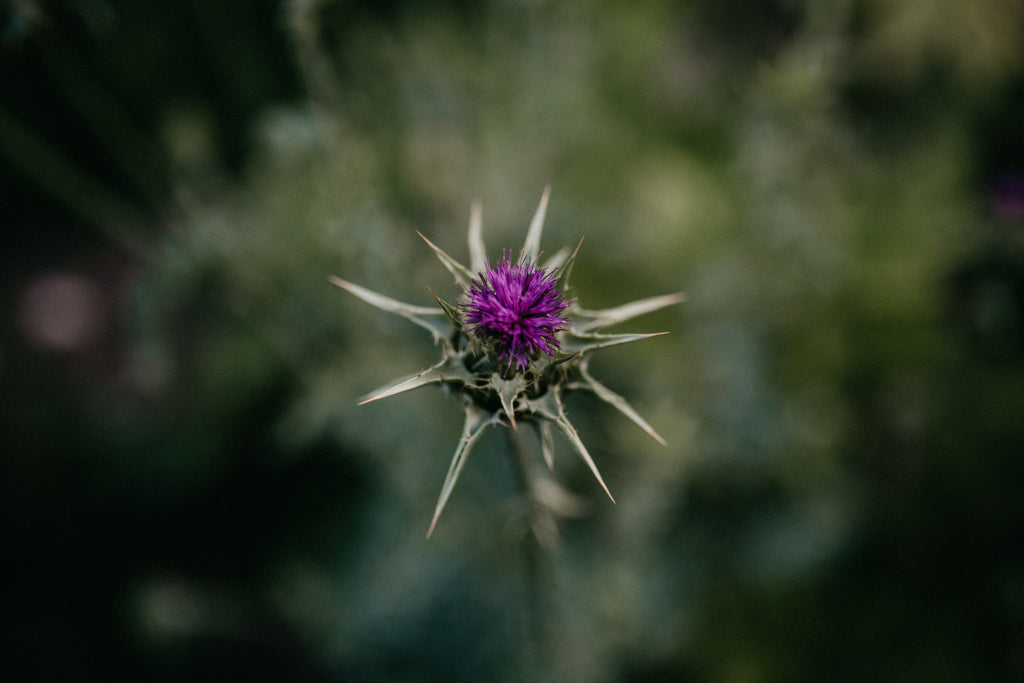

left=331, top=187, right=684, bottom=543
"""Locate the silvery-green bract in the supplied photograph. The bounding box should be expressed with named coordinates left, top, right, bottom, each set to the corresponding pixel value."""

left=331, top=187, right=684, bottom=537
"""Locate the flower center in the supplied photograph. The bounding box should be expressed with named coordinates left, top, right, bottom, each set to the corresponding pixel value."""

left=462, top=254, right=569, bottom=373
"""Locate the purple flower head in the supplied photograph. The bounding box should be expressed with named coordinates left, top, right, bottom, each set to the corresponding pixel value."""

left=462, top=251, right=570, bottom=373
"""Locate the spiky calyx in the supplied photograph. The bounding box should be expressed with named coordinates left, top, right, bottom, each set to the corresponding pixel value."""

left=330, top=186, right=685, bottom=538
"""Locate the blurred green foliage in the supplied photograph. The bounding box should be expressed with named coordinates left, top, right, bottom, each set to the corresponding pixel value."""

left=3, top=0, right=1024, bottom=681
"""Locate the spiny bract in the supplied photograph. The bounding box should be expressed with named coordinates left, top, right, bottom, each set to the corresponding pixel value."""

left=330, top=186, right=685, bottom=537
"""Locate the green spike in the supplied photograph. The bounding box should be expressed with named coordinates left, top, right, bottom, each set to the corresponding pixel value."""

left=417, top=232, right=476, bottom=287
left=467, top=200, right=486, bottom=275
left=542, top=244, right=571, bottom=271
left=521, top=185, right=550, bottom=263
left=560, top=330, right=668, bottom=355
left=426, top=287, right=463, bottom=330
left=329, top=275, right=453, bottom=343
left=536, top=419, right=555, bottom=470
left=551, top=237, right=583, bottom=293
left=526, top=387, right=614, bottom=503
left=427, top=405, right=502, bottom=538
left=490, top=373, right=528, bottom=428
left=534, top=349, right=581, bottom=373
left=577, top=362, right=667, bottom=446
left=552, top=412, right=614, bottom=503
left=572, top=292, right=687, bottom=332
left=358, top=355, right=474, bottom=405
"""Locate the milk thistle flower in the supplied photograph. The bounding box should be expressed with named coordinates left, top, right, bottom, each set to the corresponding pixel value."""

left=463, top=252, right=569, bottom=374
left=330, top=187, right=684, bottom=539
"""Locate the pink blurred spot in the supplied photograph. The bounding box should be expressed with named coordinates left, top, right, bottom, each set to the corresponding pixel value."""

left=992, top=173, right=1024, bottom=220
left=17, top=272, right=107, bottom=352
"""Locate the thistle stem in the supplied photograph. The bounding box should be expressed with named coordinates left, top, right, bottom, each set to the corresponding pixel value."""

left=506, top=426, right=556, bottom=683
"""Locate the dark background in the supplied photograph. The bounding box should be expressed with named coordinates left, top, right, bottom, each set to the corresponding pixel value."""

left=3, top=1, right=1024, bottom=680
